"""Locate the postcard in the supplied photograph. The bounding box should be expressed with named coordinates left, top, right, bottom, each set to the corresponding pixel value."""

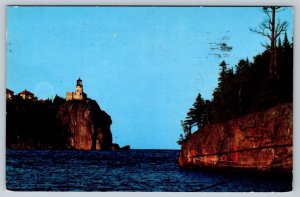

left=6, top=6, right=293, bottom=192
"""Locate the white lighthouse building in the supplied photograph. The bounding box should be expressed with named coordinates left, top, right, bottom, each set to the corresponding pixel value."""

left=66, top=77, right=87, bottom=101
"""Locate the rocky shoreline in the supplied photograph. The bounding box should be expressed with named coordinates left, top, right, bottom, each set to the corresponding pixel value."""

left=178, top=103, right=293, bottom=173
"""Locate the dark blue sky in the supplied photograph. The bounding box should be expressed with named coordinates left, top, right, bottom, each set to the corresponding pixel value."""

left=6, top=6, right=294, bottom=149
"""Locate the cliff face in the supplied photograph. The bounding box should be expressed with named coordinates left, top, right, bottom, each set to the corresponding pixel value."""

left=56, top=100, right=112, bottom=150
left=179, top=103, right=293, bottom=172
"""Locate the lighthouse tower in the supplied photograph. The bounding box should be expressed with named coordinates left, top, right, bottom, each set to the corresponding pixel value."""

left=66, top=77, right=87, bottom=101
left=73, top=77, right=83, bottom=100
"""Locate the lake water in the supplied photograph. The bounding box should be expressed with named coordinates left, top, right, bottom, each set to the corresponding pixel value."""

left=6, top=149, right=292, bottom=192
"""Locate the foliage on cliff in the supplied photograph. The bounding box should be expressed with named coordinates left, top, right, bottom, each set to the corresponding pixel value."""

left=179, top=33, right=293, bottom=143
left=6, top=95, right=61, bottom=149
left=6, top=95, right=114, bottom=150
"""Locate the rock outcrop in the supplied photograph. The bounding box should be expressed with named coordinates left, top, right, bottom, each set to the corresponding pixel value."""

left=120, top=145, right=130, bottom=150
left=178, top=103, right=293, bottom=173
left=57, top=99, right=113, bottom=150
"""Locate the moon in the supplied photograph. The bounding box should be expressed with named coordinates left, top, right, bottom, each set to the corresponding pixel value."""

left=34, top=81, right=55, bottom=100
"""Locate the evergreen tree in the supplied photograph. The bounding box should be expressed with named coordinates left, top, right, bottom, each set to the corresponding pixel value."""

left=218, top=61, right=227, bottom=89
left=236, top=59, right=252, bottom=113
left=203, top=100, right=213, bottom=125
left=236, top=59, right=251, bottom=75
left=178, top=94, right=213, bottom=143
left=185, top=93, right=206, bottom=129
left=277, top=37, right=282, bottom=49
left=178, top=10, right=292, bottom=143
left=181, top=120, right=191, bottom=139
left=278, top=32, right=293, bottom=103
left=191, top=93, right=206, bottom=128
left=177, top=134, right=184, bottom=144
left=212, top=61, right=239, bottom=121
left=53, top=95, right=65, bottom=108
left=283, top=32, right=291, bottom=51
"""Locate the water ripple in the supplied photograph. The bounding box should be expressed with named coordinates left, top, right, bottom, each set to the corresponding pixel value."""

left=6, top=149, right=292, bottom=192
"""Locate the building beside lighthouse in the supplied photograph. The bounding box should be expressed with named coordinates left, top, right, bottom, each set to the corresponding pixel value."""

left=18, top=89, right=34, bottom=100
left=66, top=78, right=87, bottom=101
left=6, top=88, right=14, bottom=100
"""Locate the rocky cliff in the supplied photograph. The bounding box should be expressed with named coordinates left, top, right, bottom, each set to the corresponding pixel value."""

left=6, top=96, right=119, bottom=150
left=178, top=103, right=293, bottom=173
left=56, top=99, right=113, bottom=150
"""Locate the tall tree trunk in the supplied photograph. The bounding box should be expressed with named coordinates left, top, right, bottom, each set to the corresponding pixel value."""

left=251, top=6, right=287, bottom=80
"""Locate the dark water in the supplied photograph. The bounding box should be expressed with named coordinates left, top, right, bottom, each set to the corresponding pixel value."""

left=6, top=149, right=292, bottom=192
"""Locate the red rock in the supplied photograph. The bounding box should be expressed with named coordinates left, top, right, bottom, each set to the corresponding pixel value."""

left=56, top=100, right=113, bottom=150
left=178, top=103, right=293, bottom=173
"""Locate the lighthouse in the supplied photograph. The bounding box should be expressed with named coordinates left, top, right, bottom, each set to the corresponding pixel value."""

left=66, top=77, right=87, bottom=101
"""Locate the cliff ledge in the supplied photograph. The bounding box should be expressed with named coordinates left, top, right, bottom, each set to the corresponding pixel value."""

left=57, top=99, right=113, bottom=150
left=178, top=103, right=293, bottom=173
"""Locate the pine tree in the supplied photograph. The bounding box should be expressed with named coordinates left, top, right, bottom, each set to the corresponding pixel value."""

left=218, top=61, right=227, bottom=89
left=203, top=100, right=213, bottom=125
left=177, top=134, right=184, bottom=144
left=236, top=59, right=251, bottom=75
left=185, top=93, right=206, bottom=129
left=277, top=37, right=282, bottom=49
left=181, top=120, right=191, bottom=139
left=212, top=61, right=231, bottom=121
left=192, top=93, right=206, bottom=128
left=283, top=32, right=290, bottom=50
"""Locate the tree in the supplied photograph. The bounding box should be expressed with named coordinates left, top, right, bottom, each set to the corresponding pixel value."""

left=250, top=7, right=288, bottom=79
left=236, top=59, right=252, bottom=113
left=277, top=32, right=293, bottom=103
left=212, top=61, right=235, bottom=121
left=181, top=120, right=191, bottom=139
left=218, top=61, right=227, bottom=88
left=178, top=94, right=212, bottom=144
left=186, top=93, right=207, bottom=129
left=53, top=95, right=65, bottom=108
left=203, top=100, right=213, bottom=126
left=283, top=32, right=290, bottom=50
left=277, top=37, right=282, bottom=49
left=177, top=134, right=184, bottom=145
